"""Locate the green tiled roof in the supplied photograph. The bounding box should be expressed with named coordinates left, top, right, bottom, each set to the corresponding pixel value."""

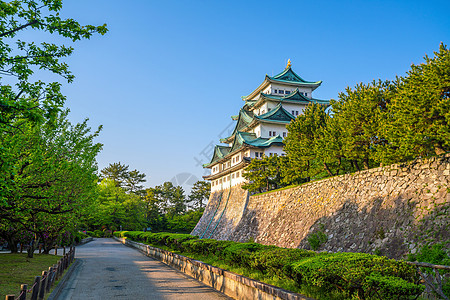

left=204, top=145, right=231, bottom=167
left=255, top=103, right=294, bottom=123
left=231, top=131, right=284, bottom=152
left=268, top=66, right=322, bottom=85
left=220, top=108, right=254, bottom=143
left=260, top=88, right=330, bottom=105
left=206, top=132, right=284, bottom=167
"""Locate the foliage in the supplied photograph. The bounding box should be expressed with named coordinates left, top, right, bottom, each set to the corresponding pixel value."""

left=288, top=252, right=422, bottom=299
left=383, top=43, right=450, bottom=162
left=100, top=162, right=147, bottom=194
left=0, top=0, right=107, bottom=129
left=307, top=230, right=328, bottom=251
left=188, top=181, right=210, bottom=209
left=242, top=155, right=286, bottom=193
left=408, top=243, right=450, bottom=297
left=117, top=231, right=425, bottom=299
left=85, top=179, right=146, bottom=232
left=0, top=0, right=107, bottom=217
left=0, top=111, right=102, bottom=255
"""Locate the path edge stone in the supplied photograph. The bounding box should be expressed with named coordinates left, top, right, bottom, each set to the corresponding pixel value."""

left=47, top=258, right=81, bottom=300
left=114, top=236, right=313, bottom=300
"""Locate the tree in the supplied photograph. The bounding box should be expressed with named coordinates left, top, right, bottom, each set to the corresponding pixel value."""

left=331, top=80, right=392, bottom=170
left=0, top=111, right=102, bottom=256
left=124, top=169, right=147, bottom=195
left=0, top=0, right=107, bottom=227
left=100, top=162, right=130, bottom=188
left=284, top=103, right=329, bottom=179
left=87, top=179, right=146, bottom=232
left=0, top=0, right=107, bottom=130
left=188, top=181, right=210, bottom=210
left=242, top=155, right=285, bottom=193
left=384, top=43, right=450, bottom=161
left=100, top=163, right=147, bottom=194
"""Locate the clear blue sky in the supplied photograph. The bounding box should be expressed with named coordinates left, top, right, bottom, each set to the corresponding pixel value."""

left=40, top=0, right=450, bottom=190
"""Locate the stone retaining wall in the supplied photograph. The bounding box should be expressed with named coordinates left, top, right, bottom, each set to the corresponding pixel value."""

left=194, top=154, right=450, bottom=259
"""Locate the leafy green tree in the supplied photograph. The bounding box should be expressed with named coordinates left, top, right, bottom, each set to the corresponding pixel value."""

left=0, top=0, right=107, bottom=130
left=242, top=155, right=285, bottom=193
left=124, top=169, right=147, bottom=195
left=100, top=163, right=147, bottom=195
left=0, top=111, right=102, bottom=256
left=188, top=181, right=210, bottom=210
left=384, top=43, right=450, bottom=162
left=87, top=179, right=146, bottom=232
left=0, top=0, right=107, bottom=235
left=331, top=80, right=392, bottom=170
left=100, top=162, right=130, bottom=188
left=284, top=103, right=329, bottom=179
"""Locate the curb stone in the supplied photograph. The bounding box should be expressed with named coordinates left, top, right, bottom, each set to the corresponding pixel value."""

left=47, top=258, right=82, bottom=300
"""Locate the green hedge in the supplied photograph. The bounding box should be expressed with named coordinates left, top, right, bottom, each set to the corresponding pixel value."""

left=114, top=231, right=424, bottom=299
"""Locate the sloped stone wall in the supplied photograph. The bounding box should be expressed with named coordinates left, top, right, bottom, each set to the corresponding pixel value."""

left=191, top=185, right=249, bottom=239
left=193, top=154, right=450, bottom=259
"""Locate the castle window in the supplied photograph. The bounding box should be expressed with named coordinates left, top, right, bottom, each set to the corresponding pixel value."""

left=255, top=152, right=259, bottom=157
left=292, top=110, right=295, bottom=115
left=232, top=173, right=235, bottom=179
left=285, top=90, right=290, bottom=94
left=269, top=131, right=272, bottom=137
left=305, top=92, right=308, bottom=97
left=295, top=111, right=299, bottom=116
left=274, top=89, right=278, bottom=93
left=279, top=90, right=284, bottom=94
left=283, top=132, right=286, bottom=137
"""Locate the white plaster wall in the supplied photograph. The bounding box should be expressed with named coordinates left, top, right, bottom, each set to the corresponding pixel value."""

left=282, top=103, right=306, bottom=117
left=260, top=123, right=288, bottom=139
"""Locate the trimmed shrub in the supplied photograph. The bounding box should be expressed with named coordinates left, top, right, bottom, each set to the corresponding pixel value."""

left=113, top=231, right=425, bottom=299
left=250, top=248, right=317, bottom=277
left=222, top=242, right=274, bottom=267
left=288, top=252, right=422, bottom=299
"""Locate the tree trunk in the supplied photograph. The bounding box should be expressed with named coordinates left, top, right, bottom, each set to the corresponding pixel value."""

left=353, top=160, right=361, bottom=171
left=27, top=237, right=40, bottom=258
left=6, top=237, right=18, bottom=253
left=323, top=163, right=334, bottom=177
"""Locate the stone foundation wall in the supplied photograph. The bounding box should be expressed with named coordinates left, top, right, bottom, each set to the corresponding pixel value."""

left=193, top=155, right=450, bottom=259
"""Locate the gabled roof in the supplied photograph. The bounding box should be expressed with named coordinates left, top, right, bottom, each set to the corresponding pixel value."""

left=255, top=102, right=294, bottom=123
left=242, top=66, right=322, bottom=101
left=204, top=145, right=231, bottom=167
left=268, top=66, right=322, bottom=85
left=259, top=88, right=330, bottom=105
left=220, top=108, right=254, bottom=143
left=231, top=131, right=284, bottom=151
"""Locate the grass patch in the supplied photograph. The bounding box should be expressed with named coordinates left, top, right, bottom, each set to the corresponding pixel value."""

left=0, top=253, right=62, bottom=298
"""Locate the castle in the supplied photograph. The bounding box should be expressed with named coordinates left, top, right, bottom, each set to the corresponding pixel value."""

left=203, top=61, right=329, bottom=192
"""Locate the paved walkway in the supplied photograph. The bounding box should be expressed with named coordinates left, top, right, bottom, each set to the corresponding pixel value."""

left=56, top=238, right=230, bottom=299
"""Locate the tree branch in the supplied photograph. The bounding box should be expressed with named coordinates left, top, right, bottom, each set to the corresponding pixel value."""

left=0, top=20, right=39, bottom=37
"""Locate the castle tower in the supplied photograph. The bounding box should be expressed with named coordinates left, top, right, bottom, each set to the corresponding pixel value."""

left=203, top=62, right=329, bottom=192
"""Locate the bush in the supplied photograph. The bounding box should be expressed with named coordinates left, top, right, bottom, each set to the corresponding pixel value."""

left=408, top=243, right=450, bottom=297
left=114, top=231, right=425, bottom=299
left=250, top=248, right=317, bottom=277
left=181, top=239, right=235, bottom=257
left=288, top=253, right=422, bottom=299
left=222, top=242, right=274, bottom=267
left=74, top=232, right=88, bottom=243
left=363, top=274, right=424, bottom=299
